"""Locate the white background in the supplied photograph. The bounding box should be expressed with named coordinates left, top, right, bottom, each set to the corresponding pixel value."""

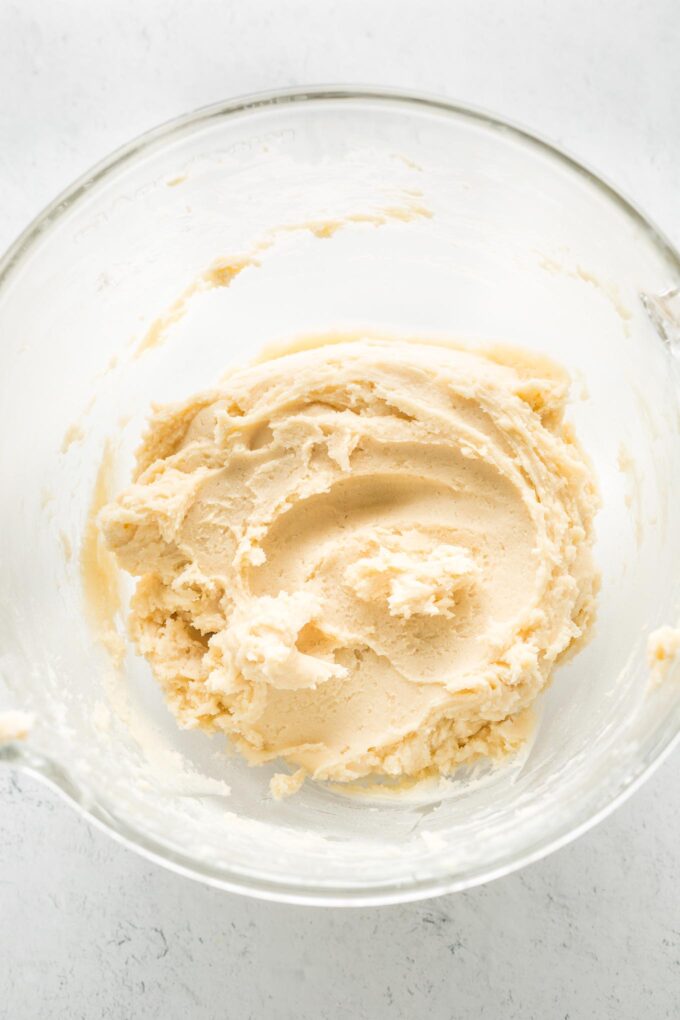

left=1, top=2, right=679, bottom=1017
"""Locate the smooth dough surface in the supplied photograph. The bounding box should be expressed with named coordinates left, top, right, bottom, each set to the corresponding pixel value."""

left=100, top=339, right=599, bottom=791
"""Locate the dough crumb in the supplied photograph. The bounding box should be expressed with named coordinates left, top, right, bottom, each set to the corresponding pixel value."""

left=0, top=710, right=34, bottom=743
left=270, top=769, right=306, bottom=799
left=648, top=623, right=680, bottom=687
left=344, top=530, right=477, bottom=619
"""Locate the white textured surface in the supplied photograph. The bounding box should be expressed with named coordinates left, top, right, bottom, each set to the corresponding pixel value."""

left=1, top=1, right=679, bottom=1017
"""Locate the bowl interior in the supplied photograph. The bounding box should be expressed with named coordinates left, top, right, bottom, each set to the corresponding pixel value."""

left=1, top=92, right=679, bottom=903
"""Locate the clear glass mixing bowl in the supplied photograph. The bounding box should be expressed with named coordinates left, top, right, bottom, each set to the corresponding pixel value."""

left=1, top=88, right=679, bottom=906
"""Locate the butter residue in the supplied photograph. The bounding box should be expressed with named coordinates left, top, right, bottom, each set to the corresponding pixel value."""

left=80, top=440, right=125, bottom=665
left=538, top=255, right=632, bottom=324
left=133, top=198, right=432, bottom=359
left=59, top=530, right=73, bottom=562
left=617, top=443, right=643, bottom=546
left=61, top=422, right=85, bottom=453
left=133, top=255, right=261, bottom=359
left=133, top=279, right=203, bottom=358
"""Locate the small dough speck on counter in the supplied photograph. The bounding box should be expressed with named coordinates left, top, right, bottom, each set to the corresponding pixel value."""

left=99, top=338, right=599, bottom=795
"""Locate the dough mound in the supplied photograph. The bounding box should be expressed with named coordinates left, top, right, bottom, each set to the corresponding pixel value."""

left=100, top=339, right=598, bottom=789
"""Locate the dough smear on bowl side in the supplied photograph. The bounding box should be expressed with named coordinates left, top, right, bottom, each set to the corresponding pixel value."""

left=99, top=338, right=599, bottom=797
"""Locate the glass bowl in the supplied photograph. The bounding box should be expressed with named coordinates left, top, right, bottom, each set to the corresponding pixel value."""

left=1, top=87, right=679, bottom=906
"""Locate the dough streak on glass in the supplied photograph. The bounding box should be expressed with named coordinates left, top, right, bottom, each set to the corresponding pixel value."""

left=99, top=339, right=599, bottom=796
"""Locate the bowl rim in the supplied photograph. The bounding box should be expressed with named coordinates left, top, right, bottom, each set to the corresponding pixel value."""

left=2, top=84, right=679, bottom=907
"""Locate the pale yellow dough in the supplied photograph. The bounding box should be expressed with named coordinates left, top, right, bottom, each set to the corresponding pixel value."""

left=100, top=339, right=599, bottom=792
left=647, top=622, right=680, bottom=687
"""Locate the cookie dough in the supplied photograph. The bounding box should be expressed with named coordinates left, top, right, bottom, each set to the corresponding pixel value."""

left=0, top=710, right=34, bottom=743
left=100, top=339, right=598, bottom=791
